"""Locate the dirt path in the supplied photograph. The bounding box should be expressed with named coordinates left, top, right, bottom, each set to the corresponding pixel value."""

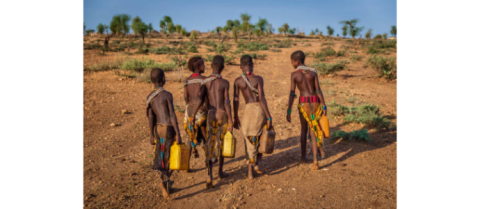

left=84, top=38, right=396, bottom=208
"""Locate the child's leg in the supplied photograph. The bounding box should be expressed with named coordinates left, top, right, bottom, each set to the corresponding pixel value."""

left=308, top=129, right=319, bottom=170
left=159, top=173, right=170, bottom=199
left=298, top=111, right=308, bottom=163
left=206, top=160, right=213, bottom=188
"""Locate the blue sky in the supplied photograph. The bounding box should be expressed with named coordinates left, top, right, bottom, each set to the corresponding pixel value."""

left=84, top=0, right=396, bottom=36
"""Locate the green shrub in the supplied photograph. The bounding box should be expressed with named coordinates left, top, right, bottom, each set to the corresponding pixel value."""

left=84, top=44, right=102, bottom=50
left=237, top=41, right=269, bottom=51
left=311, top=60, right=346, bottom=75
left=328, top=100, right=349, bottom=116
left=271, top=49, right=281, bottom=53
left=234, top=48, right=244, bottom=54
left=188, top=45, right=198, bottom=53
left=365, top=56, right=397, bottom=80
left=273, top=39, right=292, bottom=48
left=241, top=53, right=267, bottom=60
left=170, top=56, right=187, bottom=66
left=215, top=43, right=232, bottom=54
left=321, top=42, right=335, bottom=46
left=121, top=59, right=178, bottom=73
left=153, top=46, right=186, bottom=55
left=351, top=54, right=363, bottom=62
left=336, top=50, right=346, bottom=57
left=204, top=40, right=217, bottom=47
left=330, top=129, right=372, bottom=142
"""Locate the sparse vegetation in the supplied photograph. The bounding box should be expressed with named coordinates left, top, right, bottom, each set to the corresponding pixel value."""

left=121, top=58, right=178, bottom=72
left=330, top=129, right=372, bottom=142
left=237, top=41, right=268, bottom=51
left=311, top=60, right=347, bottom=75
left=364, top=56, right=397, bottom=80
left=241, top=53, right=267, bottom=60
left=272, top=39, right=292, bottom=48
left=350, top=54, right=363, bottom=62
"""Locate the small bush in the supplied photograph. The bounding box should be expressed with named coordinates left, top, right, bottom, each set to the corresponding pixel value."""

left=170, top=56, right=187, bottom=67
left=153, top=46, right=186, bottom=55
left=321, top=42, right=335, bottom=46
left=203, top=40, right=217, bottom=47
left=237, top=41, right=268, bottom=51
left=241, top=53, right=267, bottom=60
left=273, top=39, right=292, bottom=48
left=336, top=50, right=346, bottom=57
left=188, top=45, right=198, bottom=53
left=365, top=56, right=397, bottom=80
left=215, top=43, right=231, bottom=54
left=330, top=129, right=372, bottom=142
left=234, top=48, right=244, bottom=54
left=271, top=49, right=281, bottom=53
left=311, top=60, right=347, bottom=75
left=351, top=54, right=363, bottom=62
left=121, top=59, right=178, bottom=73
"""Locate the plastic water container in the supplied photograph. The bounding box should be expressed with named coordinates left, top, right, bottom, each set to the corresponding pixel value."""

left=258, top=126, right=276, bottom=154
left=169, top=141, right=190, bottom=170
left=222, top=131, right=236, bottom=158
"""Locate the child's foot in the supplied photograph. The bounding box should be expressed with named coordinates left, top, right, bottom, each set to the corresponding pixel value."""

left=312, top=160, right=319, bottom=170
left=248, top=165, right=254, bottom=179
left=160, top=182, right=170, bottom=199
left=254, top=165, right=265, bottom=174
left=219, top=172, right=229, bottom=179
left=206, top=178, right=213, bottom=189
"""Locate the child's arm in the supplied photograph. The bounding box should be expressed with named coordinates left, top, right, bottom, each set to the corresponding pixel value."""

left=147, top=106, right=156, bottom=145
left=286, top=73, right=297, bottom=122
left=233, top=80, right=240, bottom=129
left=183, top=86, right=189, bottom=104
left=257, top=77, right=272, bottom=129
left=224, top=83, right=234, bottom=132
left=166, top=92, right=182, bottom=144
left=314, top=74, right=327, bottom=116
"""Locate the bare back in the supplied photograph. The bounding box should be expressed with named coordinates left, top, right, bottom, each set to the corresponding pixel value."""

left=184, top=75, right=207, bottom=105
left=204, top=78, right=229, bottom=111
left=291, top=70, right=317, bottom=96
left=147, top=91, right=173, bottom=125
left=234, top=75, right=262, bottom=103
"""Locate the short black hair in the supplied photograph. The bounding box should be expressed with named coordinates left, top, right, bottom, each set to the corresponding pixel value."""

left=150, top=68, right=165, bottom=84
left=240, top=55, right=253, bottom=66
left=291, top=50, right=306, bottom=64
left=211, top=55, right=225, bottom=71
left=187, top=56, right=203, bottom=72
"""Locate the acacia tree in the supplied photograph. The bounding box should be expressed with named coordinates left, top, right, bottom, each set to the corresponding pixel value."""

left=132, top=22, right=149, bottom=43
left=148, top=23, right=153, bottom=34
left=231, top=26, right=239, bottom=42
left=278, top=27, right=285, bottom=36
left=131, top=16, right=143, bottom=38
left=97, top=24, right=105, bottom=37
left=341, top=25, right=348, bottom=38
left=104, top=24, right=109, bottom=37
left=340, top=19, right=363, bottom=39
left=240, top=13, right=252, bottom=41
left=326, top=25, right=334, bottom=37
left=256, top=18, right=268, bottom=37
left=215, top=26, right=222, bottom=41
left=110, top=14, right=131, bottom=37
left=382, top=33, right=388, bottom=39
left=160, top=20, right=166, bottom=34
left=365, top=29, right=373, bottom=39
left=391, top=26, right=397, bottom=37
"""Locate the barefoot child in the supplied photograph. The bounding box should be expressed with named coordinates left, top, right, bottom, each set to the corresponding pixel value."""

left=233, top=55, right=273, bottom=179
left=286, top=50, right=328, bottom=170
left=183, top=57, right=208, bottom=161
left=192, top=55, right=233, bottom=188
left=146, top=68, right=183, bottom=199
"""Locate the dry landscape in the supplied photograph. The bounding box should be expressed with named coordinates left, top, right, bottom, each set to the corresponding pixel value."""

left=84, top=33, right=397, bottom=208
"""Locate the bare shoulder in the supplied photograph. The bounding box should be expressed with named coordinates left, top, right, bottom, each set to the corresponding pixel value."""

left=234, top=76, right=243, bottom=84
left=221, top=79, right=230, bottom=88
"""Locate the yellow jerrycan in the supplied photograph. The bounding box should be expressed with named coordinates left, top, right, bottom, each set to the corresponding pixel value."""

left=222, top=131, right=236, bottom=158
left=169, top=141, right=190, bottom=170
left=320, top=114, right=330, bottom=138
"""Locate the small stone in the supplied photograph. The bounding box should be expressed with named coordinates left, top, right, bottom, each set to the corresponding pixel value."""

left=110, top=123, right=116, bottom=127
left=121, top=109, right=128, bottom=114
left=292, top=188, right=296, bottom=191
left=277, top=188, right=282, bottom=192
